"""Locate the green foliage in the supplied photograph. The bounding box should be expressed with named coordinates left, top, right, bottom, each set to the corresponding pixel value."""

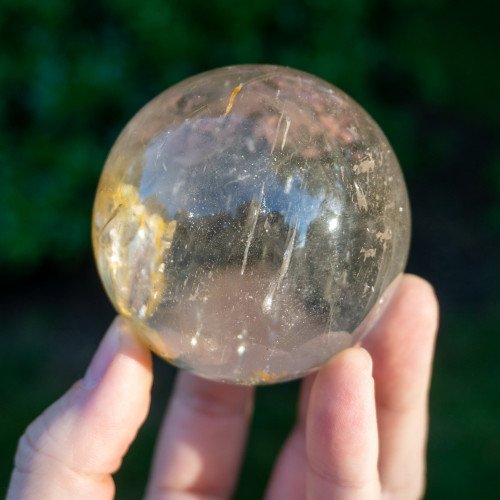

left=426, top=306, right=500, bottom=498
left=485, top=151, right=500, bottom=235
left=1, top=0, right=498, bottom=269
left=1, top=3, right=499, bottom=498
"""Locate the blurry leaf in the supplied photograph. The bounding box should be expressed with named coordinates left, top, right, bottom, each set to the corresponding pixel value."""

left=0, top=0, right=498, bottom=272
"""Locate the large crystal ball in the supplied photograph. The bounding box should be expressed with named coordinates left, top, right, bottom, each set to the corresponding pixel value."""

left=92, top=65, right=410, bottom=384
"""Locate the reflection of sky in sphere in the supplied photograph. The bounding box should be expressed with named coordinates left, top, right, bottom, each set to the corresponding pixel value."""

left=138, top=119, right=341, bottom=247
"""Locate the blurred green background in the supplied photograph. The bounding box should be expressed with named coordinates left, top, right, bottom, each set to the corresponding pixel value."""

left=1, top=0, right=499, bottom=497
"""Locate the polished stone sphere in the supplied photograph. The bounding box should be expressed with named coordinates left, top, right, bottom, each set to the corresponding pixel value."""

left=92, top=65, right=410, bottom=384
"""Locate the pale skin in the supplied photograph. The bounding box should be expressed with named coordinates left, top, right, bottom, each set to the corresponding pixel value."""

left=7, top=274, right=439, bottom=499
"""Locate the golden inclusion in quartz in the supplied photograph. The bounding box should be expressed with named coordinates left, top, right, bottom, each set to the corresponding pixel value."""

left=92, top=65, right=411, bottom=384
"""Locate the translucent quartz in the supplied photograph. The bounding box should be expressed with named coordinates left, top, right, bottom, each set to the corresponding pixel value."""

left=92, top=65, right=410, bottom=384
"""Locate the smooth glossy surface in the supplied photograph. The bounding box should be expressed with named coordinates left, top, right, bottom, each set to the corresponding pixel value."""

left=92, top=65, right=410, bottom=384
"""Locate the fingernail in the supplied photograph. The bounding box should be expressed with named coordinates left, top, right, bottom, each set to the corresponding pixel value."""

left=83, top=318, right=122, bottom=390
left=356, top=347, right=373, bottom=376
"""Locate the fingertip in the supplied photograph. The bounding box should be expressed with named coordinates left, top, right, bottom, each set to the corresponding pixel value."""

left=348, top=346, right=373, bottom=376
left=319, top=346, right=373, bottom=383
left=83, top=316, right=152, bottom=391
left=8, top=317, right=154, bottom=499
left=308, top=347, right=376, bottom=457
left=394, top=274, right=440, bottom=331
left=266, top=348, right=376, bottom=500
left=398, top=274, right=440, bottom=322
left=309, top=346, right=377, bottom=443
left=363, top=274, right=439, bottom=361
left=78, top=317, right=154, bottom=461
left=111, top=316, right=154, bottom=378
left=402, top=273, right=437, bottom=296
left=306, top=347, right=379, bottom=497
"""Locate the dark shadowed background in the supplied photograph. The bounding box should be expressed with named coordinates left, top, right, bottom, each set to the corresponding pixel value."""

left=1, top=0, right=499, bottom=498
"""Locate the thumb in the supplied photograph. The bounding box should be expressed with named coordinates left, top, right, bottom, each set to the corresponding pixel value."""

left=7, top=317, right=153, bottom=500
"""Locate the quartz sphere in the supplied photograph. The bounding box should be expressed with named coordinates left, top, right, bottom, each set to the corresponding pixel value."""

left=92, top=65, right=410, bottom=384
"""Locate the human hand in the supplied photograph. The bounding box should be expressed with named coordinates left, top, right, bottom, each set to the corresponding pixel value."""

left=7, top=274, right=438, bottom=499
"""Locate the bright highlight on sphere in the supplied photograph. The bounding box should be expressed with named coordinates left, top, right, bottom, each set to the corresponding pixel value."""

left=92, top=65, right=410, bottom=384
